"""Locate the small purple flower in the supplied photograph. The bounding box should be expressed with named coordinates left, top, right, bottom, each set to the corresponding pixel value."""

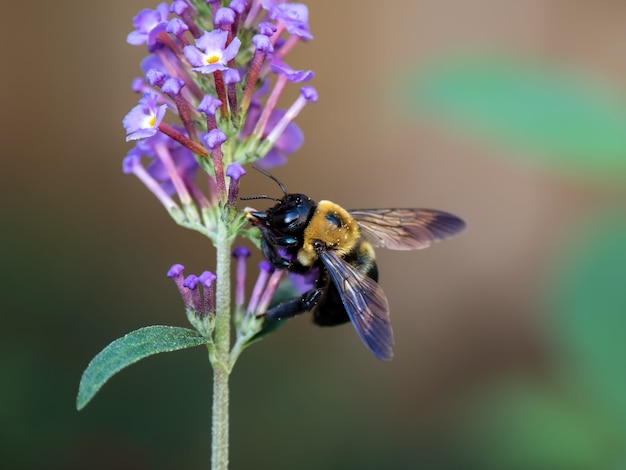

left=265, top=2, right=312, bottom=39
left=252, top=34, right=273, bottom=53
left=230, top=0, right=248, bottom=15
left=205, top=129, right=228, bottom=150
left=215, top=8, right=236, bottom=27
left=123, top=93, right=167, bottom=141
left=258, top=21, right=277, bottom=36
left=198, top=95, right=223, bottom=116
left=271, top=60, right=314, bottom=82
left=183, top=30, right=242, bottom=74
left=127, top=3, right=170, bottom=50
left=226, top=162, right=246, bottom=205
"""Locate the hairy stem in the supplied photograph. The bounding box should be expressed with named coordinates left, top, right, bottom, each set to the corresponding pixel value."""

left=211, top=216, right=232, bottom=470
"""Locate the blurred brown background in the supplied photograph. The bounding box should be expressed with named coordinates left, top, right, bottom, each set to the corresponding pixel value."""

left=2, top=1, right=626, bottom=469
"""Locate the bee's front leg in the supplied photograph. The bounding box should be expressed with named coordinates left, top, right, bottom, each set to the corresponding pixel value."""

left=261, top=288, right=324, bottom=321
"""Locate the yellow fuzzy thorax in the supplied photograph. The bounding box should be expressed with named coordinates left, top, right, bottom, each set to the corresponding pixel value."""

left=297, top=200, right=360, bottom=266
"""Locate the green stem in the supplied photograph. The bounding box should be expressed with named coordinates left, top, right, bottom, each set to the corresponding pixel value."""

left=211, top=215, right=232, bottom=470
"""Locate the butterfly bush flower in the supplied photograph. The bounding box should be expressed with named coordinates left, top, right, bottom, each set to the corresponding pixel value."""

left=87, top=3, right=319, bottom=467
left=122, top=0, right=317, bottom=241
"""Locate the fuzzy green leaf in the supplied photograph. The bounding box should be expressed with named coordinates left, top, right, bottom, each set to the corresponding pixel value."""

left=76, top=325, right=207, bottom=410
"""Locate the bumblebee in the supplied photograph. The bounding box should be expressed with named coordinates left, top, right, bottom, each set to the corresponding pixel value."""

left=244, top=168, right=465, bottom=360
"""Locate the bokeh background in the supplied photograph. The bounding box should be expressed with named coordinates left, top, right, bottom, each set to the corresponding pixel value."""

left=2, top=0, right=626, bottom=468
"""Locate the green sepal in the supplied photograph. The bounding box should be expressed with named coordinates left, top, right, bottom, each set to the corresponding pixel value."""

left=76, top=325, right=207, bottom=410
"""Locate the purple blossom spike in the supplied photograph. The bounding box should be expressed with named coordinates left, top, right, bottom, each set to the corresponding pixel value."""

left=123, top=93, right=167, bottom=141
left=127, top=3, right=170, bottom=50
left=183, top=30, right=241, bottom=74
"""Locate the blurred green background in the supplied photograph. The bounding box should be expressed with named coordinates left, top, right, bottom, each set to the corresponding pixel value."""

left=2, top=1, right=626, bottom=468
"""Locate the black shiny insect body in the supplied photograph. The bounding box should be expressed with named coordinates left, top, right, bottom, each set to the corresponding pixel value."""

left=245, top=169, right=465, bottom=360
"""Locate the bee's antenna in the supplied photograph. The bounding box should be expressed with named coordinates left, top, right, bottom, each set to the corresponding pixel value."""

left=240, top=194, right=281, bottom=202
left=252, top=165, right=288, bottom=197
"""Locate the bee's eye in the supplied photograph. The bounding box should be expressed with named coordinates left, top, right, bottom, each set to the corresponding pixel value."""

left=283, top=211, right=300, bottom=225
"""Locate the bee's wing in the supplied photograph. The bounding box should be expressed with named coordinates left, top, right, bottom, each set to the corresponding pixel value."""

left=318, top=250, right=394, bottom=361
left=349, top=208, right=466, bottom=250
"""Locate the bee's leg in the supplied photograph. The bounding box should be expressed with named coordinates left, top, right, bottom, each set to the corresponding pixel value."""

left=262, top=288, right=324, bottom=321
left=260, top=237, right=310, bottom=273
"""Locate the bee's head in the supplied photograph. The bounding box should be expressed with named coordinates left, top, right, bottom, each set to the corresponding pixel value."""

left=242, top=166, right=316, bottom=234
left=247, top=193, right=315, bottom=234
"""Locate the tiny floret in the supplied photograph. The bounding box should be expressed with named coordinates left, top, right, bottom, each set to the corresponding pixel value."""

left=198, top=95, right=223, bottom=115
left=226, top=162, right=246, bottom=181
left=252, top=34, right=273, bottom=53
left=161, top=77, right=185, bottom=97
left=301, top=85, right=318, bottom=102
left=258, top=21, right=277, bottom=36
left=205, top=129, right=227, bottom=150
left=232, top=246, right=251, bottom=258
left=127, top=3, right=170, bottom=48
left=167, top=263, right=185, bottom=277
left=183, top=274, right=199, bottom=290
left=198, top=271, right=217, bottom=287
left=170, top=0, right=189, bottom=15
left=166, top=17, right=189, bottom=35
left=183, top=30, right=241, bottom=74
left=215, top=8, right=236, bottom=26
left=123, top=93, right=167, bottom=141
left=271, top=61, right=314, bottom=82
left=146, top=69, right=167, bottom=87
left=223, top=69, right=241, bottom=84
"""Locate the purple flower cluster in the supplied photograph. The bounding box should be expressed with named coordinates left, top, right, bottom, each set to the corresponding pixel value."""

left=122, top=0, right=318, bottom=222
left=168, top=247, right=285, bottom=331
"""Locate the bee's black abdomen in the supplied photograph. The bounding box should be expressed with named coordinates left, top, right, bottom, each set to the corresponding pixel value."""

left=312, top=240, right=379, bottom=327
